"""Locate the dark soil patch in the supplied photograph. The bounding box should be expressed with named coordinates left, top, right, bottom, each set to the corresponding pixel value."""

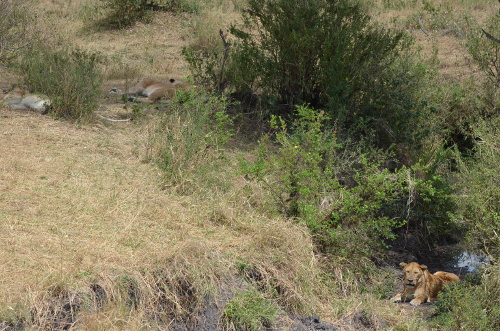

left=291, top=315, right=338, bottom=330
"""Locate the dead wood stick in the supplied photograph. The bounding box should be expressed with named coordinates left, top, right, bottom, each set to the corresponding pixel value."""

left=482, top=28, right=500, bottom=45
left=96, top=113, right=131, bottom=122
left=418, top=17, right=430, bottom=36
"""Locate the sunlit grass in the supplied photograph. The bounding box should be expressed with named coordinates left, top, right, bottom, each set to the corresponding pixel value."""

left=0, top=0, right=497, bottom=329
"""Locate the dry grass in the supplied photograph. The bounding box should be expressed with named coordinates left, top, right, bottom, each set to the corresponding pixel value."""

left=368, top=0, right=498, bottom=82
left=0, top=108, right=326, bottom=327
left=0, top=0, right=497, bottom=329
left=28, top=0, right=191, bottom=81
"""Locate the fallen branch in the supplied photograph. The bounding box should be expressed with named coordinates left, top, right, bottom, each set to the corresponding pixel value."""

left=418, top=17, right=430, bottom=36
left=96, top=113, right=131, bottom=122
left=453, top=22, right=464, bottom=38
left=482, top=28, right=500, bottom=45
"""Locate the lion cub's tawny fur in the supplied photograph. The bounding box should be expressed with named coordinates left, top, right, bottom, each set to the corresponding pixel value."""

left=391, top=262, right=459, bottom=306
left=109, top=78, right=190, bottom=104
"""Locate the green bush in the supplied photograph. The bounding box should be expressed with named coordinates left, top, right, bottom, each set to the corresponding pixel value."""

left=464, top=10, right=500, bottom=87
left=146, top=88, right=234, bottom=188
left=449, top=116, right=500, bottom=258
left=214, top=0, right=424, bottom=147
left=99, top=0, right=205, bottom=28
left=433, top=10, right=500, bottom=258
left=240, top=105, right=411, bottom=257
left=403, top=161, right=459, bottom=248
left=19, top=47, right=103, bottom=122
left=431, top=264, right=500, bottom=330
left=400, top=10, right=500, bottom=252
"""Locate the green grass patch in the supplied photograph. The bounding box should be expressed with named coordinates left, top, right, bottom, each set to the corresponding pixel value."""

left=223, top=287, right=279, bottom=331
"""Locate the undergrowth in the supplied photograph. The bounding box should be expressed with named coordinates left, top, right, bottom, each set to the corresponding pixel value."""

left=146, top=88, right=234, bottom=191
left=430, top=264, right=500, bottom=330
left=222, top=287, right=279, bottom=330
left=239, top=105, right=451, bottom=259
left=19, top=46, right=103, bottom=122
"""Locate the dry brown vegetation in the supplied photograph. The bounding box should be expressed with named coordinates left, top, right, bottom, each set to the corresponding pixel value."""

left=1, top=0, right=498, bottom=329
left=0, top=109, right=328, bottom=327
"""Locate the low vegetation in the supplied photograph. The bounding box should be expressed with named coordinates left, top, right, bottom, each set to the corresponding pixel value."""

left=239, top=105, right=411, bottom=257
left=222, top=287, right=279, bottom=330
left=0, top=0, right=498, bottom=329
left=0, top=0, right=32, bottom=63
left=431, top=264, right=500, bottom=330
left=146, top=88, right=234, bottom=187
left=19, top=47, right=103, bottom=122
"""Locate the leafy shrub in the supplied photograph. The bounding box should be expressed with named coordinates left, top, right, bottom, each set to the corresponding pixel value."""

left=417, top=9, right=499, bottom=257
left=431, top=264, right=500, bottom=330
left=424, top=79, right=485, bottom=153
left=222, top=287, right=279, bottom=331
left=400, top=161, right=459, bottom=250
left=146, top=88, right=234, bottom=188
left=99, top=0, right=154, bottom=28
left=208, top=0, right=424, bottom=147
left=448, top=11, right=500, bottom=153
left=240, top=105, right=411, bottom=257
left=464, top=10, right=500, bottom=87
left=19, top=47, right=103, bottom=122
left=399, top=10, right=500, bottom=253
left=449, top=116, right=500, bottom=258
left=99, top=0, right=206, bottom=28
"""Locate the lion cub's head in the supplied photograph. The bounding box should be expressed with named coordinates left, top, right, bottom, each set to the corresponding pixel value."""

left=400, top=262, right=427, bottom=287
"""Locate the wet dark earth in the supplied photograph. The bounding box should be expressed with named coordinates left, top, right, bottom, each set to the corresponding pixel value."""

left=0, top=245, right=489, bottom=330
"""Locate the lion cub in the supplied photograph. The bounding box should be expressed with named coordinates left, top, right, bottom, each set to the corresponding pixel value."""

left=1, top=88, right=51, bottom=114
left=109, top=78, right=190, bottom=104
left=391, top=262, right=460, bottom=306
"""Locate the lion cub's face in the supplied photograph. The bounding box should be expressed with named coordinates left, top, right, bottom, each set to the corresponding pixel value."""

left=401, top=262, right=427, bottom=287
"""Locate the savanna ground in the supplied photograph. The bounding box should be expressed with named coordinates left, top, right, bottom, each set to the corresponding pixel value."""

left=1, top=0, right=499, bottom=330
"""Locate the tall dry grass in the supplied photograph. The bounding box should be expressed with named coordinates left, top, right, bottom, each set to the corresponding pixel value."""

left=0, top=108, right=331, bottom=327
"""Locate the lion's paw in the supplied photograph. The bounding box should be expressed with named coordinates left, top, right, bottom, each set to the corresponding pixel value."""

left=410, top=300, right=421, bottom=306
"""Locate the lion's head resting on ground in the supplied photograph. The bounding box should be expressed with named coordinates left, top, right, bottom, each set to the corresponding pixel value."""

left=391, top=261, right=459, bottom=306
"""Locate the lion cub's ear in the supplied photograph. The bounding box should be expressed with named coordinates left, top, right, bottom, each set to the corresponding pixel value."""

left=420, top=264, right=428, bottom=270
left=399, top=262, right=407, bottom=268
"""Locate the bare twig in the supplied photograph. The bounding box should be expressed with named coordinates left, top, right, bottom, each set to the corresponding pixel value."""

left=482, top=28, right=500, bottom=45
left=217, top=29, right=231, bottom=93
left=453, top=22, right=464, bottom=38
left=418, top=17, right=430, bottom=37
left=96, top=113, right=131, bottom=122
